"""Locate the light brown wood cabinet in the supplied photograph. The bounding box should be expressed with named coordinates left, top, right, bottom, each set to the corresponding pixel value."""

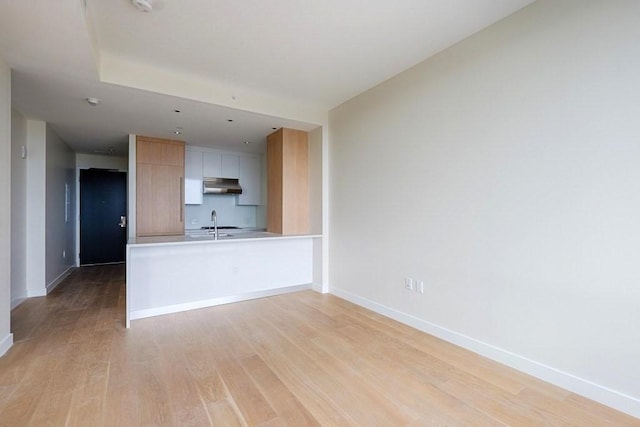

left=267, top=128, right=309, bottom=234
left=136, top=136, right=185, bottom=236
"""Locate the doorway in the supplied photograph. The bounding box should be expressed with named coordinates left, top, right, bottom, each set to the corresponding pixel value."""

left=79, top=169, right=127, bottom=265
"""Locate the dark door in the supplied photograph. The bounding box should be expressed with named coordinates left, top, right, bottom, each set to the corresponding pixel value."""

left=80, top=169, right=127, bottom=265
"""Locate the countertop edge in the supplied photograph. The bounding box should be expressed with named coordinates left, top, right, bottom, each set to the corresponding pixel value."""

left=127, top=233, right=322, bottom=248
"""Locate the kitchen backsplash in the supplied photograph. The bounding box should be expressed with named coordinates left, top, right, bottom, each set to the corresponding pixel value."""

left=185, top=194, right=257, bottom=230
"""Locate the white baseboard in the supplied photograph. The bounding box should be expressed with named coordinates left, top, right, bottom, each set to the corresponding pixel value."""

left=0, top=333, right=13, bottom=357
left=10, top=297, right=27, bottom=310
left=129, top=284, right=311, bottom=326
left=330, top=286, right=640, bottom=420
left=46, top=266, right=75, bottom=294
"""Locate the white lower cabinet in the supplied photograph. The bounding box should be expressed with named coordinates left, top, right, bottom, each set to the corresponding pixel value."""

left=127, top=236, right=314, bottom=324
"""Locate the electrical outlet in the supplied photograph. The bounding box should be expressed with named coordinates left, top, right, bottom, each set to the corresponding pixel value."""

left=404, top=277, right=414, bottom=291
left=416, top=280, right=424, bottom=294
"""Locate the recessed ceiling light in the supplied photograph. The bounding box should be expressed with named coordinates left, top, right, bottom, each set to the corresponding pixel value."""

left=174, top=109, right=181, bottom=113
left=227, top=119, right=234, bottom=122
left=131, top=0, right=153, bottom=12
left=86, top=97, right=100, bottom=106
left=174, top=131, right=182, bottom=135
left=244, top=141, right=251, bottom=145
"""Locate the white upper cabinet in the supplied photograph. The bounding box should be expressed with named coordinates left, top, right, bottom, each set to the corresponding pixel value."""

left=237, top=155, right=262, bottom=206
left=185, top=150, right=203, bottom=205
left=188, top=146, right=263, bottom=206
left=221, top=154, right=240, bottom=179
left=203, top=152, right=239, bottom=179
left=202, top=152, right=222, bottom=177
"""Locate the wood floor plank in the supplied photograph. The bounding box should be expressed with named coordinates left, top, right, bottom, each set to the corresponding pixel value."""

left=227, top=300, right=413, bottom=426
left=1, top=266, right=636, bottom=426
left=224, top=325, right=358, bottom=426
left=206, top=399, right=246, bottom=427
left=104, top=333, right=141, bottom=427
left=153, top=344, right=213, bottom=426
left=0, top=352, right=63, bottom=426
left=184, top=348, right=246, bottom=426
left=215, top=357, right=278, bottom=426
left=305, top=293, right=548, bottom=398
left=135, top=356, right=176, bottom=426
left=562, top=393, right=640, bottom=426
left=241, top=354, right=320, bottom=427
left=250, top=301, right=428, bottom=419
left=311, top=327, right=503, bottom=426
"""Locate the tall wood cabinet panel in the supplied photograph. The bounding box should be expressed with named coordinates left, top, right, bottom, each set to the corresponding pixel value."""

left=136, top=136, right=185, bottom=236
left=267, top=128, right=309, bottom=234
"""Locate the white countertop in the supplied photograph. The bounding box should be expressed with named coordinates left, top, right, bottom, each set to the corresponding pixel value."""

left=128, top=231, right=321, bottom=247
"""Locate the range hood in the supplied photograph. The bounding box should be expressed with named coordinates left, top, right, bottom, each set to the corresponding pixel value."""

left=203, top=177, right=243, bottom=194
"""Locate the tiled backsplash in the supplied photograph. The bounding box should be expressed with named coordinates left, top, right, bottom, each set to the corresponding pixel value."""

left=185, top=194, right=257, bottom=230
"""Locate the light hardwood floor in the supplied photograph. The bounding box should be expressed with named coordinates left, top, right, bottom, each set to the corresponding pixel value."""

left=1, top=265, right=637, bottom=426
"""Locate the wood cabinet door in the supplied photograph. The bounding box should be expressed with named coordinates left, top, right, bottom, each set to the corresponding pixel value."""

left=267, top=130, right=284, bottom=233
left=137, top=136, right=184, bottom=166
left=136, top=136, right=185, bottom=236
left=281, top=129, right=309, bottom=234
left=267, top=128, right=309, bottom=234
left=137, top=163, right=184, bottom=236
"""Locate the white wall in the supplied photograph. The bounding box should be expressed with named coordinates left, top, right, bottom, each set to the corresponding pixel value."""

left=45, top=126, right=76, bottom=291
left=0, top=58, right=13, bottom=356
left=329, top=0, right=640, bottom=418
left=23, top=120, right=76, bottom=296
left=25, top=120, right=46, bottom=296
left=76, top=153, right=127, bottom=171
left=308, top=127, right=323, bottom=235
left=308, top=126, right=326, bottom=292
left=10, top=109, right=27, bottom=308
left=127, top=134, right=136, bottom=239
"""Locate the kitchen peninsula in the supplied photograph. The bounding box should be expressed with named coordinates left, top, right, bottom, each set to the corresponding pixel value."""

left=126, top=128, right=323, bottom=327
left=126, top=231, right=319, bottom=327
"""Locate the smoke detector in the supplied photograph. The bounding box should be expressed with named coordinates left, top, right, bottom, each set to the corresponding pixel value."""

left=131, top=0, right=153, bottom=12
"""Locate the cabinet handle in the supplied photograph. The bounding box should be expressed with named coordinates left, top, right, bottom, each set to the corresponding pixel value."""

left=180, top=176, right=184, bottom=222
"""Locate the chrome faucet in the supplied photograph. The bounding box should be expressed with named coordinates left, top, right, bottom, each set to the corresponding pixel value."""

left=211, top=210, right=218, bottom=240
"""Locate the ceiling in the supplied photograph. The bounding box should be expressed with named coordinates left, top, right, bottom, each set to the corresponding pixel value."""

left=0, top=0, right=536, bottom=156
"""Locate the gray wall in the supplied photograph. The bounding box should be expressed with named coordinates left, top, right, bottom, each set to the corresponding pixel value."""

left=22, top=120, right=76, bottom=297
left=45, top=125, right=76, bottom=290
left=329, top=0, right=640, bottom=417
